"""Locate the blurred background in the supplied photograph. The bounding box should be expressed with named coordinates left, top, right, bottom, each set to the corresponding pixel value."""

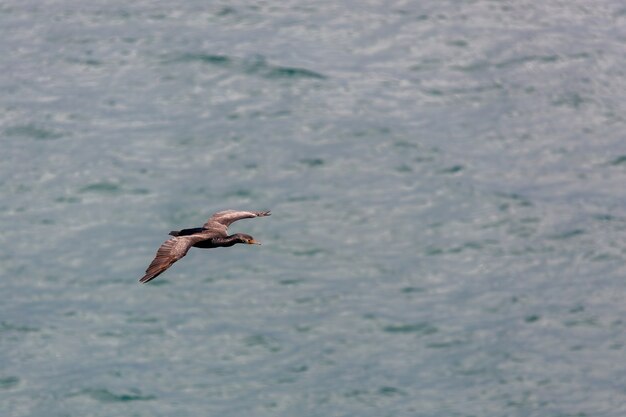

left=1, top=1, right=625, bottom=416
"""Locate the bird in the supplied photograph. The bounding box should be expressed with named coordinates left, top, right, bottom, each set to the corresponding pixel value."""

left=140, top=209, right=270, bottom=283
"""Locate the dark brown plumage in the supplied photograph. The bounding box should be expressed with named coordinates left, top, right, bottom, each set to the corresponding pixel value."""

left=140, top=210, right=270, bottom=283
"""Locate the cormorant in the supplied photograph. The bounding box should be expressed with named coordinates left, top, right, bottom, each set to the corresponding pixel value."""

left=140, top=209, right=270, bottom=283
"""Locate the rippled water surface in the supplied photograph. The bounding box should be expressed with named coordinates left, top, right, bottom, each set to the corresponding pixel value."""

left=2, top=1, right=626, bottom=416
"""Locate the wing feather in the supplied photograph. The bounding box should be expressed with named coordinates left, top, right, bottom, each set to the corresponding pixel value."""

left=140, top=237, right=195, bottom=283
left=203, top=209, right=271, bottom=229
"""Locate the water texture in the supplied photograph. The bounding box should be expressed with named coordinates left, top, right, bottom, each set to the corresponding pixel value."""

left=1, top=1, right=626, bottom=416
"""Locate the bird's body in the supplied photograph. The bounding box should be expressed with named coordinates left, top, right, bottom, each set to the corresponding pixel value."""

left=140, top=209, right=270, bottom=283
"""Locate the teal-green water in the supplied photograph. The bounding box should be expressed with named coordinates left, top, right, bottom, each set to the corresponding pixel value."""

left=2, top=1, right=626, bottom=416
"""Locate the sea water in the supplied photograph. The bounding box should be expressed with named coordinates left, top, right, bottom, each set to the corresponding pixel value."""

left=1, top=1, right=625, bottom=416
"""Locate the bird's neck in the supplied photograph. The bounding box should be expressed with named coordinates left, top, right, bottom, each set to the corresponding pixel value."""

left=213, top=235, right=244, bottom=247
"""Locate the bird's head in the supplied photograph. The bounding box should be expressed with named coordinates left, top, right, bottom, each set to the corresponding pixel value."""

left=236, top=233, right=261, bottom=245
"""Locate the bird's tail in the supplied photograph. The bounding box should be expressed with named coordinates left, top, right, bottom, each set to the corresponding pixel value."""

left=170, top=227, right=205, bottom=237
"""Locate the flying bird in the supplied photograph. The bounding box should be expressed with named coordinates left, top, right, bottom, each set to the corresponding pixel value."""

left=140, top=209, right=270, bottom=283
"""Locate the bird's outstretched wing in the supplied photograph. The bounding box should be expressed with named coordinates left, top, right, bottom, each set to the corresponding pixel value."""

left=140, top=236, right=197, bottom=283
left=203, top=210, right=271, bottom=229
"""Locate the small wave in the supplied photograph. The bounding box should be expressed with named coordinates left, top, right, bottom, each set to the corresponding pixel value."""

left=263, top=65, right=326, bottom=80
left=0, top=321, right=39, bottom=333
left=548, top=229, right=585, bottom=240
left=76, top=388, right=155, bottom=403
left=610, top=155, right=626, bottom=166
left=5, top=124, right=63, bottom=140
left=78, top=183, right=149, bottom=196
left=299, top=158, right=325, bottom=167
left=383, top=322, right=438, bottom=335
left=79, top=182, right=121, bottom=194
left=172, top=53, right=232, bottom=66
left=165, top=52, right=326, bottom=80
left=0, top=376, right=19, bottom=390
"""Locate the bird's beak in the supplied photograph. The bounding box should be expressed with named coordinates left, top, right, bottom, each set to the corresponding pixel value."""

left=248, top=239, right=261, bottom=245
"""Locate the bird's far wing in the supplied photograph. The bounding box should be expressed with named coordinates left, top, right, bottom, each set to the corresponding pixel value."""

left=140, top=236, right=196, bottom=283
left=203, top=209, right=271, bottom=228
